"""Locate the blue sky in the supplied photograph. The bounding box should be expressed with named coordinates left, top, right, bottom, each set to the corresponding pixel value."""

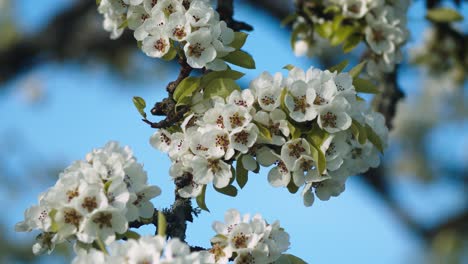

left=1, top=0, right=467, bottom=263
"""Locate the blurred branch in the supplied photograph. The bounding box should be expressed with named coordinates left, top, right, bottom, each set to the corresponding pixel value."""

left=0, top=0, right=136, bottom=84
left=217, top=0, right=253, bottom=31
left=372, top=69, right=405, bottom=130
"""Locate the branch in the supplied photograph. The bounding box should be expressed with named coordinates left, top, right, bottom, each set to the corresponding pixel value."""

left=371, top=68, right=405, bottom=130
left=142, top=58, right=192, bottom=129
left=217, top=0, right=253, bottom=31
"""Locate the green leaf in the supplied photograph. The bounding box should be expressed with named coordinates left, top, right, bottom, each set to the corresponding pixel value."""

left=161, top=44, right=177, bottom=61
left=173, top=77, right=201, bottom=109
left=283, top=64, right=295, bottom=71
left=255, top=122, right=272, bottom=140
left=118, top=19, right=128, bottom=29
left=132, top=96, right=147, bottom=118
left=353, top=78, right=380, bottom=93
left=352, top=120, right=367, bottom=145
left=309, top=144, right=326, bottom=175
left=332, top=15, right=344, bottom=30
left=287, top=180, right=299, bottom=194
left=173, top=77, right=200, bottom=101
left=330, top=26, right=355, bottom=46
left=203, top=78, right=241, bottom=99
left=426, top=8, right=464, bottom=23
left=349, top=61, right=367, bottom=78
left=281, top=13, right=298, bottom=26
left=343, top=34, right=362, bottom=53
left=196, top=185, right=209, bottom=212
left=230, top=32, right=249, bottom=50
left=236, top=158, right=248, bottom=189
left=307, top=125, right=330, bottom=147
left=324, top=5, right=340, bottom=14
left=96, top=0, right=102, bottom=5
left=350, top=120, right=360, bottom=139
left=157, top=211, right=167, bottom=237
left=288, top=121, right=301, bottom=139
left=223, top=50, right=256, bottom=69
left=328, top=60, right=349, bottom=73
left=284, top=254, right=308, bottom=264
left=365, top=124, right=384, bottom=153
left=315, top=21, right=333, bottom=39
left=215, top=185, right=238, bottom=197
left=124, top=230, right=141, bottom=240
left=200, top=70, right=244, bottom=88
left=291, top=23, right=308, bottom=48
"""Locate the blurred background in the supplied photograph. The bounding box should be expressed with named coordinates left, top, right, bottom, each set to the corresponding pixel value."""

left=0, top=0, right=467, bottom=263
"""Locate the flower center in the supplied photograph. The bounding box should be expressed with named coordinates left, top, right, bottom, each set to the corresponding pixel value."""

left=160, top=132, right=171, bottom=146
left=215, top=134, right=230, bottom=151
left=82, top=196, right=98, bottom=213
left=154, top=38, right=168, bottom=52
left=261, top=95, right=275, bottom=106
left=288, top=142, right=306, bottom=158
left=232, top=232, right=248, bottom=249
left=64, top=208, right=82, bottom=229
left=188, top=43, right=205, bottom=58
left=173, top=26, right=186, bottom=39
left=229, top=112, right=245, bottom=128
left=234, top=131, right=250, bottom=145
left=93, top=212, right=113, bottom=229
left=321, top=112, right=337, bottom=128
left=66, top=187, right=79, bottom=202
left=293, top=95, right=310, bottom=113
left=208, top=159, right=221, bottom=173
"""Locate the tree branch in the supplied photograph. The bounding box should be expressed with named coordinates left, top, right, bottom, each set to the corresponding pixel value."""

left=217, top=0, right=253, bottom=31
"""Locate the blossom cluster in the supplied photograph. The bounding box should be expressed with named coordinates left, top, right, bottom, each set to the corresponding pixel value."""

left=71, top=209, right=291, bottom=264
left=206, top=209, right=290, bottom=263
left=15, top=141, right=161, bottom=255
left=72, top=236, right=208, bottom=264
left=97, top=0, right=237, bottom=70
left=152, top=65, right=388, bottom=206
left=292, top=0, right=410, bottom=78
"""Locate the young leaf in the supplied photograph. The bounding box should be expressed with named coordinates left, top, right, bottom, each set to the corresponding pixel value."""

left=161, top=44, right=177, bottom=61
left=352, top=120, right=367, bottom=145
left=223, top=50, right=256, bottom=69
left=281, top=13, right=298, bottom=26
left=307, top=127, right=330, bottom=148
left=132, top=96, right=147, bottom=118
left=200, top=70, right=244, bottom=88
left=124, top=230, right=141, bottom=240
left=349, top=61, right=367, bottom=78
left=290, top=23, right=308, bottom=48
left=255, top=122, right=272, bottom=141
left=173, top=77, right=200, bottom=102
left=353, top=78, right=380, bottom=93
left=288, top=121, right=301, bottom=139
left=203, top=78, right=241, bottom=99
left=365, top=124, right=384, bottom=153
left=426, top=8, right=464, bottom=23
left=330, top=26, right=354, bottom=46
left=118, top=19, right=128, bottom=29
left=315, top=22, right=333, bottom=39
left=343, top=34, right=362, bottom=53
left=287, top=180, right=299, bottom=194
left=285, top=254, right=308, bottom=264
left=309, top=144, right=326, bottom=175
left=236, top=158, right=249, bottom=189
left=196, top=185, right=210, bottom=212
left=230, top=32, right=249, bottom=50
left=283, top=64, right=296, bottom=71
left=157, top=211, right=167, bottom=237
left=215, top=185, right=238, bottom=197
left=328, top=60, right=349, bottom=73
